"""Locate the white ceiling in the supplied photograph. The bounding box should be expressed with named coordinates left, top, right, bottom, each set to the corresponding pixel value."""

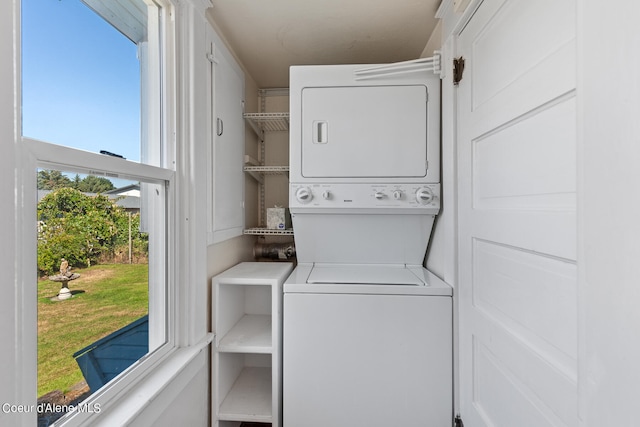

left=208, top=0, right=442, bottom=88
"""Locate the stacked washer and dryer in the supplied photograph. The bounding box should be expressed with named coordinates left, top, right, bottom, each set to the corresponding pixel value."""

left=283, top=63, right=453, bottom=426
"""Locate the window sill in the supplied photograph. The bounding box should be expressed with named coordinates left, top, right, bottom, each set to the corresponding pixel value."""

left=58, top=333, right=214, bottom=427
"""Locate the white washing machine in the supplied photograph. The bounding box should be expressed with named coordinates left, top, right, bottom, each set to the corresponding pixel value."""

left=284, top=264, right=452, bottom=426
left=284, top=63, right=452, bottom=426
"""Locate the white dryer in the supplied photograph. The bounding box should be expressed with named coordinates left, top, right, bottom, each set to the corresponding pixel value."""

left=284, top=63, right=452, bottom=426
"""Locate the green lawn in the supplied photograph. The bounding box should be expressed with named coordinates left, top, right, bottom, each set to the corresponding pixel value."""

left=37, top=264, right=148, bottom=397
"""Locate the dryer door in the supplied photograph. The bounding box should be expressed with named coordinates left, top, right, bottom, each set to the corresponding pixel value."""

left=301, top=85, right=428, bottom=178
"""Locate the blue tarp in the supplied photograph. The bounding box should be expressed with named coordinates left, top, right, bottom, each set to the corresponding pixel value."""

left=73, top=315, right=148, bottom=393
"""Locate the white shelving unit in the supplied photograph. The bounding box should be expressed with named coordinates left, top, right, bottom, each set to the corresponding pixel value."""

left=212, top=262, right=294, bottom=427
left=243, top=111, right=292, bottom=237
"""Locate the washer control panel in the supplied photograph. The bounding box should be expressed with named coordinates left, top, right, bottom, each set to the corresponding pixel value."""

left=290, top=183, right=440, bottom=211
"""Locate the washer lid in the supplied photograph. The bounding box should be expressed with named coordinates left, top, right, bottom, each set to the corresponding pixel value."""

left=307, top=264, right=424, bottom=286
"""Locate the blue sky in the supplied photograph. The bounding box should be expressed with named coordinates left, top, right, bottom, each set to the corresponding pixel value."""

left=21, top=0, right=141, bottom=162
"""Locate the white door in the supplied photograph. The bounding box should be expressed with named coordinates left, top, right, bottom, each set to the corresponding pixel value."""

left=457, top=0, right=578, bottom=426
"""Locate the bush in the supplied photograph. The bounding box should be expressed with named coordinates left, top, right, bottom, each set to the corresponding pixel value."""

left=37, top=188, right=148, bottom=275
left=37, top=230, right=87, bottom=276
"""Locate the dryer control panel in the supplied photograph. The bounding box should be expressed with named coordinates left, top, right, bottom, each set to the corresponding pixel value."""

left=290, top=183, right=440, bottom=213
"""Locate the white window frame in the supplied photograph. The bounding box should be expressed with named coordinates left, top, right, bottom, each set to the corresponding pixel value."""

left=26, top=139, right=175, bottom=352
left=18, top=0, right=182, bottom=424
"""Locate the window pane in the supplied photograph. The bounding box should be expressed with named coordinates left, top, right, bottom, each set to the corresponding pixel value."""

left=36, top=169, right=167, bottom=424
left=21, top=0, right=142, bottom=161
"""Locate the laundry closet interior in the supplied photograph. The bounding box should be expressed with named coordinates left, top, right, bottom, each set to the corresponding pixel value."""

left=205, top=0, right=580, bottom=426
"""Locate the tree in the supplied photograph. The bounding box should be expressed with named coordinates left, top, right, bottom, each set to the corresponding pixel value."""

left=37, top=187, right=147, bottom=275
left=75, top=175, right=115, bottom=193
left=37, top=170, right=72, bottom=190
left=38, top=170, right=115, bottom=193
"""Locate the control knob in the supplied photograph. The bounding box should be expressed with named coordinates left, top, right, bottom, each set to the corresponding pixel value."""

left=322, top=190, right=332, bottom=200
left=416, top=187, right=435, bottom=204
left=295, top=187, right=313, bottom=204
left=374, top=191, right=386, bottom=200
left=393, top=190, right=403, bottom=200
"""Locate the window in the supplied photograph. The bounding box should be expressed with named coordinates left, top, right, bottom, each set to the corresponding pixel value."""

left=21, top=0, right=143, bottom=159
left=21, top=0, right=175, bottom=424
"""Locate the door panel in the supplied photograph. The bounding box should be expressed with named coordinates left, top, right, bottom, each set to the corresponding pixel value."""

left=465, top=0, right=576, bottom=136
left=473, top=240, right=578, bottom=364
left=472, top=97, right=576, bottom=213
left=458, top=0, right=578, bottom=426
left=469, top=0, right=575, bottom=113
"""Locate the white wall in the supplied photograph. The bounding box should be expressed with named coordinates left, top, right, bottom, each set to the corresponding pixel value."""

left=130, top=350, right=210, bottom=426
left=579, top=1, right=640, bottom=425
left=421, top=20, right=442, bottom=58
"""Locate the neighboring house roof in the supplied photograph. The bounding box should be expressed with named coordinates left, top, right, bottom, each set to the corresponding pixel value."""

left=115, top=195, right=140, bottom=210
left=105, top=184, right=140, bottom=197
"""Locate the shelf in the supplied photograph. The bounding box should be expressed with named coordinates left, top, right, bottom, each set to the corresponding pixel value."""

left=218, top=314, right=272, bottom=354
left=219, top=367, right=272, bottom=423
left=244, top=112, right=289, bottom=136
left=243, top=164, right=289, bottom=184
left=244, top=228, right=294, bottom=236
left=243, top=165, right=289, bottom=174
left=243, top=110, right=291, bottom=243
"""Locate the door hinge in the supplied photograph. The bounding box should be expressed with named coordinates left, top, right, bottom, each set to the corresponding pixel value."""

left=454, top=414, right=464, bottom=427
left=453, top=57, right=465, bottom=86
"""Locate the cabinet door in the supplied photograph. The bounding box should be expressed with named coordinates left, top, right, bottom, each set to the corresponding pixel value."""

left=208, top=26, right=245, bottom=243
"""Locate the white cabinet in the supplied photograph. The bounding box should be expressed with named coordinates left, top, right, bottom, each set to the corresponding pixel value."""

left=212, top=262, right=293, bottom=427
left=207, top=25, right=246, bottom=244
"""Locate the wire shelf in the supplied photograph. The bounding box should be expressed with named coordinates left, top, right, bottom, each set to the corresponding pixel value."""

left=243, top=165, right=289, bottom=174
left=244, top=112, right=290, bottom=133
left=244, top=228, right=294, bottom=236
